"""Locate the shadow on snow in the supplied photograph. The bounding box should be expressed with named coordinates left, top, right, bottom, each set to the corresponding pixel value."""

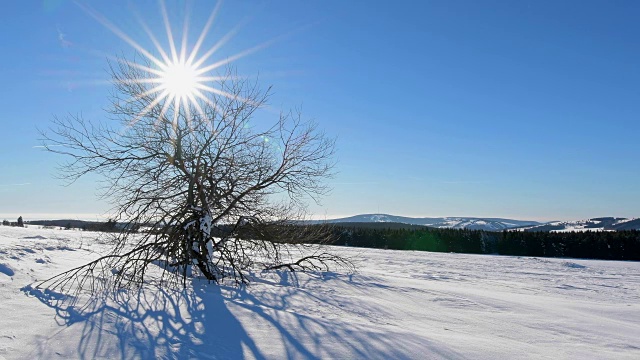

left=23, top=280, right=258, bottom=359
left=22, top=272, right=462, bottom=359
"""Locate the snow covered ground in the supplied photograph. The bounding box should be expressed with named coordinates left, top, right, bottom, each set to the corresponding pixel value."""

left=1, top=226, right=639, bottom=359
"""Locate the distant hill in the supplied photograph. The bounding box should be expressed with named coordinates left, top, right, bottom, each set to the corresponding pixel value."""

left=520, top=217, right=640, bottom=232
left=322, top=222, right=432, bottom=231
left=313, top=214, right=542, bottom=231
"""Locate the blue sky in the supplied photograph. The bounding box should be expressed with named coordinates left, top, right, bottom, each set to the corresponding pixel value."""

left=1, top=0, right=639, bottom=221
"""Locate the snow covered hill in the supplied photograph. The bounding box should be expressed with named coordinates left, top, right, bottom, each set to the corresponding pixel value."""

left=1, top=225, right=639, bottom=359
left=520, top=217, right=640, bottom=232
left=320, top=213, right=542, bottom=231
left=317, top=214, right=640, bottom=232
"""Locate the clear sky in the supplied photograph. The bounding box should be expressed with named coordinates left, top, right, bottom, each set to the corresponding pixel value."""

left=1, top=0, right=639, bottom=222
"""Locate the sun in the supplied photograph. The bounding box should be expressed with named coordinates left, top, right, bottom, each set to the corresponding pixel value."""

left=76, top=1, right=276, bottom=127
left=158, top=60, right=200, bottom=100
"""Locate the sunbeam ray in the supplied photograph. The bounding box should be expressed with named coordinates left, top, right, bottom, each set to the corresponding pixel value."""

left=106, top=54, right=167, bottom=76
left=187, top=0, right=223, bottom=65
left=81, top=0, right=280, bottom=134
left=195, top=37, right=278, bottom=75
left=133, top=9, right=172, bottom=65
left=192, top=88, right=222, bottom=115
left=187, top=92, right=207, bottom=122
left=123, top=84, right=167, bottom=104
left=156, top=90, right=175, bottom=127
left=126, top=89, right=171, bottom=128
left=74, top=1, right=165, bottom=70
left=159, top=0, right=179, bottom=64
left=180, top=1, right=191, bottom=64
left=172, top=95, right=180, bottom=133
left=190, top=18, right=249, bottom=70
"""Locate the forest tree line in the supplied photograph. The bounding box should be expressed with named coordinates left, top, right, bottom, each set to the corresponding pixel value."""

left=322, top=223, right=640, bottom=261
left=7, top=219, right=639, bottom=261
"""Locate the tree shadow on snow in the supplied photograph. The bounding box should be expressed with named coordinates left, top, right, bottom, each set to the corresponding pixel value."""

left=23, top=281, right=264, bottom=359
left=221, top=271, right=464, bottom=359
left=22, top=272, right=463, bottom=359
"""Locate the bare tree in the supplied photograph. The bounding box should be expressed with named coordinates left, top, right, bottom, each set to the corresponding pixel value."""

left=39, top=58, right=351, bottom=291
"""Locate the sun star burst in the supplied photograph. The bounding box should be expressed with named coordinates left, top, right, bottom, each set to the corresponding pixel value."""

left=77, top=0, right=272, bottom=128
left=159, top=60, right=199, bottom=100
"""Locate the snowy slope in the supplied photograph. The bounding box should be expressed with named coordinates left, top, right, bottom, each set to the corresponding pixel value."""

left=521, top=217, right=640, bottom=232
left=1, top=226, right=639, bottom=359
left=321, top=213, right=542, bottom=231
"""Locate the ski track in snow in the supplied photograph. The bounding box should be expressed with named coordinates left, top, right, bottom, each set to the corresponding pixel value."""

left=0, top=226, right=639, bottom=359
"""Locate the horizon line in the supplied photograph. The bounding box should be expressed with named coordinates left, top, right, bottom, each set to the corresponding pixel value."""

left=1, top=212, right=625, bottom=224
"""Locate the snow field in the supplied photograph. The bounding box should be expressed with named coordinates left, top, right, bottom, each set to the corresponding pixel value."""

left=0, top=226, right=639, bottom=359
